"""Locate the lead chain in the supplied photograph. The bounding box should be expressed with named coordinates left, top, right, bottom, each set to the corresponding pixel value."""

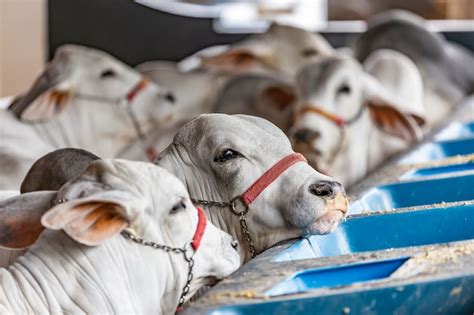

left=121, top=231, right=193, bottom=311
left=192, top=198, right=257, bottom=258
left=239, top=213, right=256, bottom=258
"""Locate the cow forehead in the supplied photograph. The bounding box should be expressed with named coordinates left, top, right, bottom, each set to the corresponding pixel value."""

left=174, top=114, right=291, bottom=152
left=55, top=45, right=124, bottom=68
left=84, top=159, right=188, bottom=197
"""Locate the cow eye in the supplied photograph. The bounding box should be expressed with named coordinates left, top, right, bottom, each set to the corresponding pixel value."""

left=301, top=48, right=317, bottom=57
left=337, top=84, right=351, bottom=95
left=214, top=149, right=241, bottom=163
left=100, top=69, right=116, bottom=79
left=164, top=91, right=176, bottom=104
left=170, top=200, right=186, bottom=214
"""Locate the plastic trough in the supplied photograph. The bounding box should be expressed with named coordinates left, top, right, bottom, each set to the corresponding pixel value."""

left=434, top=121, right=474, bottom=141
left=274, top=204, right=474, bottom=262
left=349, top=174, right=474, bottom=213
left=265, top=257, right=408, bottom=296
left=400, top=161, right=474, bottom=180
left=398, top=138, right=474, bottom=164
left=206, top=276, right=474, bottom=315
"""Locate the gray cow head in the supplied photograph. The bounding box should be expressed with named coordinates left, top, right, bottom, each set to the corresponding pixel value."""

left=8, top=45, right=177, bottom=158
left=156, top=114, right=349, bottom=262
left=183, top=23, right=334, bottom=76
left=290, top=54, right=424, bottom=185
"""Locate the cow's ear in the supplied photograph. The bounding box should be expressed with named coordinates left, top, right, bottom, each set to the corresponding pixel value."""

left=0, top=191, right=56, bottom=249
left=258, top=85, right=297, bottom=111
left=41, top=191, right=137, bottom=246
left=200, top=48, right=269, bottom=72
left=19, top=89, right=72, bottom=122
left=8, top=69, right=72, bottom=122
left=362, top=73, right=426, bottom=130
left=367, top=102, right=423, bottom=143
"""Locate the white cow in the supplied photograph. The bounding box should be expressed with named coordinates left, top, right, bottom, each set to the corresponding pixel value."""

left=12, top=115, right=350, bottom=264
left=353, top=10, right=474, bottom=125
left=156, top=114, right=349, bottom=262
left=179, top=23, right=334, bottom=76
left=0, top=159, right=240, bottom=314
left=290, top=51, right=425, bottom=186
left=0, top=44, right=177, bottom=190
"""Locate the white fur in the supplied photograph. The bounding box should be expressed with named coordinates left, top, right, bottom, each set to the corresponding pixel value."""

left=156, top=114, right=349, bottom=262
left=0, top=160, right=240, bottom=314
left=291, top=52, right=425, bottom=186
left=0, top=45, right=177, bottom=190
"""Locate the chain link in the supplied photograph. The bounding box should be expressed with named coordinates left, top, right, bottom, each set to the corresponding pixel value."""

left=190, top=198, right=233, bottom=209
left=121, top=230, right=194, bottom=311
left=239, top=213, right=256, bottom=258
left=191, top=198, right=257, bottom=258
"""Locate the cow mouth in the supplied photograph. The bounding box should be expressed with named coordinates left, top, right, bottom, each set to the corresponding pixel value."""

left=307, top=192, right=349, bottom=235
left=307, top=209, right=346, bottom=235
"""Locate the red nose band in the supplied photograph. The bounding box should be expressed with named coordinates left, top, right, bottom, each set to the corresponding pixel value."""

left=126, top=78, right=149, bottom=102
left=241, top=153, right=307, bottom=206
left=191, top=207, right=207, bottom=251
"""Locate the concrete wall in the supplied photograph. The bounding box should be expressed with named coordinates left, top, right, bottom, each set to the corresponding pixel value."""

left=0, top=0, right=46, bottom=97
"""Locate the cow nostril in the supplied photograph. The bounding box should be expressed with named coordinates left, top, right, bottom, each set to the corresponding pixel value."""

left=231, top=240, right=239, bottom=251
left=309, top=181, right=336, bottom=198
left=293, top=128, right=320, bottom=144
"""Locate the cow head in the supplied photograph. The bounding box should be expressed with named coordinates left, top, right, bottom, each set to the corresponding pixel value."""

left=156, top=114, right=349, bottom=262
left=291, top=54, right=424, bottom=185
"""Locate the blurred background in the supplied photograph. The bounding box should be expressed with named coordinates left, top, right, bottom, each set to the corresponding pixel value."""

left=1, top=0, right=473, bottom=97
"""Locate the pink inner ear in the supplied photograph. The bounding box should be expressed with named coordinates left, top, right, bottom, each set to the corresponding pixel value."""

left=21, top=90, right=71, bottom=121
left=42, top=201, right=129, bottom=246
left=367, top=102, right=422, bottom=143
left=201, top=50, right=258, bottom=71
left=42, top=202, right=103, bottom=230
left=65, top=210, right=128, bottom=246
left=261, top=86, right=296, bottom=111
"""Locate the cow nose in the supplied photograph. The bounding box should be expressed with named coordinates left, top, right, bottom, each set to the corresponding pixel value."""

left=293, top=128, right=320, bottom=144
left=308, top=180, right=344, bottom=198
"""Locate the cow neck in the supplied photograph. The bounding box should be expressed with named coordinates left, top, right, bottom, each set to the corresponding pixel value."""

left=121, top=207, right=207, bottom=312
left=2, top=230, right=171, bottom=314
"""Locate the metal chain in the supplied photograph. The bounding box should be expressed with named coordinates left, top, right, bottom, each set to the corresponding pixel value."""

left=121, top=230, right=194, bottom=311
left=239, top=213, right=256, bottom=258
left=191, top=198, right=257, bottom=258
left=190, top=198, right=233, bottom=208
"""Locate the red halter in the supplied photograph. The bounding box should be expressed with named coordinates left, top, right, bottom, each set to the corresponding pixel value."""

left=124, top=78, right=159, bottom=162
left=191, top=207, right=207, bottom=251
left=126, top=78, right=149, bottom=102
left=240, top=153, right=307, bottom=207
left=296, top=104, right=365, bottom=128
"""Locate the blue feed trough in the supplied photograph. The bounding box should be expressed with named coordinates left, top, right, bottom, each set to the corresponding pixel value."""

left=400, top=161, right=474, bottom=179
left=265, top=257, right=408, bottom=296
left=205, top=276, right=474, bottom=315
left=434, top=121, right=474, bottom=141
left=349, top=174, right=474, bottom=213
left=398, top=138, right=474, bottom=164
left=274, top=204, right=474, bottom=262
left=183, top=111, right=474, bottom=315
